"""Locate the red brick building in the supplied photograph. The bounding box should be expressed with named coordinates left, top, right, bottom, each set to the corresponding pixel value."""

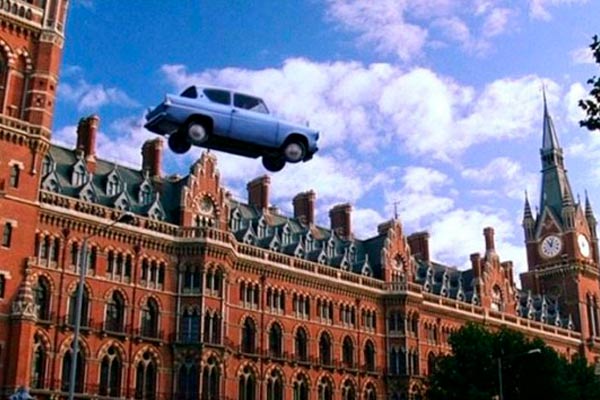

left=1, top=2, right=600, bottom=400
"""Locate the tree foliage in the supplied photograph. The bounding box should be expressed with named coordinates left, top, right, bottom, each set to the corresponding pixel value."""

left=580, top=35, right=600, bottom=131
left=427, top=323, right=600, bottom=400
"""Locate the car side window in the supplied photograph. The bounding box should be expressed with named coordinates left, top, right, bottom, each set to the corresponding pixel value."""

left=204, top=89, right=231, bottom=105
left=180, top=86, right=198, bottom=99
left=234, top=94, right=269, bottom=114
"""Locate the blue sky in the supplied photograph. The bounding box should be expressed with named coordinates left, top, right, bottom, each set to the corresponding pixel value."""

left=54, top=0, right=600, bottom=277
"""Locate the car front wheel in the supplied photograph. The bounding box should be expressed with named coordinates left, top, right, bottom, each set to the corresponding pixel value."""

left=168, top=132, right=192, bottom=154
left=262, top=155, right=286, bottom=172
left=187, top=122, right=209, bottom=144
left=282, top=139, right=306, bottom=163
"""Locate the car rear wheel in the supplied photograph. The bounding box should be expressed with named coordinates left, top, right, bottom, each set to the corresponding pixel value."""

left=262, top=155, right=286, bottom=172
left=168, top=132, right=192, bottom=154
left=187, top=122, right=209, bottom=144
left=282, top=139, right=306, bottom=163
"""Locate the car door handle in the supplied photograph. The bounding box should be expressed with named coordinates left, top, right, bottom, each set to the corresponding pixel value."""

left=232, top=109, right=238, bottom=113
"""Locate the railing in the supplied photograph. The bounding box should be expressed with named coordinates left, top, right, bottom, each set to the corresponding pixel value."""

left=99, top=320, right=129, bottom=336
left=133, top=327, right=164, bottom=342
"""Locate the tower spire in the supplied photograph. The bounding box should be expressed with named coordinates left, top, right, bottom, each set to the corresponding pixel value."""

left=542, top=87, right=561, bottom=150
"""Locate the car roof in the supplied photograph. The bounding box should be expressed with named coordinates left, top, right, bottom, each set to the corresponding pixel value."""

left=190, top=84, right=262, bottom=99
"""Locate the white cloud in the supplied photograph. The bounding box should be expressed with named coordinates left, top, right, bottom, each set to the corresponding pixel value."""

left=352, top=207, right=387, bottom=238
left=571, top=46, right=595, bottom=65
left=529, top=0, right=588, bottom=20
left=58, top=79, right=139, bottom=111
left=462, top=157, right=538, bottom=200
left=564, top=82, right=587, bottom=126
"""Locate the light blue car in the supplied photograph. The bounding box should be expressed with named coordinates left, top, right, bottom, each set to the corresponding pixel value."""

left=145, top=85, right=320, bottom=172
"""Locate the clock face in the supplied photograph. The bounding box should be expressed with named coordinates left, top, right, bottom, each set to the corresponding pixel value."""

left=198, top=196, right=214, bottom=214
left=540, top=235, right=562, bottom=258
left=578, top=233, right=591, bottom=258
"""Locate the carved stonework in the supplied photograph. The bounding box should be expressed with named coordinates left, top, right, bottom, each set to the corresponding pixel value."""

left=11, top=276, right=37, bottom=320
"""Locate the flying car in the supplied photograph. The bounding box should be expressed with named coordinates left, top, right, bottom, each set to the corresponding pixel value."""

left=144, top=85, right=319, bottom=172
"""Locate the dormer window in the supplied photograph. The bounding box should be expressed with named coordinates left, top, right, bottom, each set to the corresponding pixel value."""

left=116, top=198, right=129, bottom=211
left=230, top=209, right=242, bottom=232
left=491, top=285, right=503, bottom=312
left=72, top=165, right=87, bottom=186
left=42, top=155, right=53, bottom=176
left=305, top=233, right=314, bottom=252
left=281, top=225, right=291, bottom=245
left=257, top=219, right=267, bottom=238
left=139, top=184, right=152, bottom=205
left=107, top=175, right=120, bottom=196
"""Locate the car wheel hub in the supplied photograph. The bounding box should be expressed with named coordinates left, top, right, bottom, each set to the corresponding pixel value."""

left=188, top=124, right=207, bottom=143
left=284, top=142, right=304, bottom=162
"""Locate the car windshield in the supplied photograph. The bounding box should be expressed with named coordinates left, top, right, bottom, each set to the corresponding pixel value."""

left=234, top=93, right=269, bottom=114
left=203, top=89, right=231, bottom=105
left=180, top=86, right=198, bottom=99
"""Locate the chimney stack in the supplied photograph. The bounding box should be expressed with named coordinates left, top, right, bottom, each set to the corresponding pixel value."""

left=293, top=190, right=316, bottom=225
left=483, top=227, right=495, bottom=252
left=141, top=138, right=163, bottom=178
left=329, top=203, right=352, bottom=238
left=76, top=114, right=99, bottom=160
left=247, top=175, right=270, bottom=210
left=408, top=231, right=430, bottom=262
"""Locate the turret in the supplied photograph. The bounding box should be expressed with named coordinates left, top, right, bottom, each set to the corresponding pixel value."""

left=522, top=192, right=535, bottom=240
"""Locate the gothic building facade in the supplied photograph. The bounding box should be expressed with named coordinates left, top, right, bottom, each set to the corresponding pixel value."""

left=1, top=2, right=600, bottom=400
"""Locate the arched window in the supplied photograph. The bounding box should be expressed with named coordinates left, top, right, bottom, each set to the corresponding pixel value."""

left=319, top=332, right=332, bottom=366
left=68, top=287, right=89, bottom=327
left=342, top=379, right=356, bottom=400
left=242, top=317, right=256, bottom=354
left=318, top=376, right=333, bottom=400
left=238, top=365, right=255, bottom=400
left=30, top=334, right=46, bottom=389
left=107, top=174, right=120, bottom=196
left=200, top=356, right=220, bottom=400
left=105, top=291, right=125, bottom=333
left=33, top=277, right=50, bottom=321
left=427, top=352, right=437, bottom=375
left=295, top=327, right=308, bottom=362
left=268, top=323, right=283, bottom=358
left=0, top=52, right=7, bottom=111
left=9, top=164, right=20, bottom=188
left=342, top=336, right=354, bottom=368
left=266, top=369, right=283, bottom=400
left=491, top=285, right=504, bottom=312
left=181, top=308, right=200, bottom=342
left=364, top=340, right=375, bottom=371
left=178, top=358, right=199, bottom=400
left=61, top=345, right=85, bottom=392
left=364, top=382, right=377, bottom=400
left=293, top=373, right=309, bottom=400
left=141, top=298, right=159, bottom=338
left=135, top=351, right=157, bottom=400
left=99, top=346, right=122, bottom=397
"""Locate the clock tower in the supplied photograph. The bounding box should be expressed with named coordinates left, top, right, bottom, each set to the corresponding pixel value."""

left=521, top=95, right=600, bottom=344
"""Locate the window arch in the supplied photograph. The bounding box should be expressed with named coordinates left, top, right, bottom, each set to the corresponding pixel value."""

left=364, top=340, right=375, bottom=371
left=135, top=351, right=157, bottom=400
left=318, top=376, right=333, bottom=400
left=364, top=382, right=377, bottom=400
left=341, top=379, right=356, bottom=400
left=241, top=318, right=257, bottom=354
left=9, top=164, right=20, bottom=188
left=0, top=51, right=8, bottom=111
left=141, top=298, right=159, bottom=338
left=342, top=336, right=355, bottom=368
left=68, top=286, right=90, bottom=327
left=105, top=291, right=125, bottom=333
left=178, top=357, right=199, bottom=400
left=180, top=308, right=200, bottom=343
left=200, top=356, right=220, bottom=400
left=203, top=311, right=221, bottom=344
left=61, top=344, right=85, bottom=392
left=295, top=327, right=308, bottom=362
left=319, top=332, right=332, bottom=366
left=427, top=352, right=437, bottom=375
left=491, top=285, right=504, bottom=312
left=268, top=323, right=283, bottom=358
left=30, top=334, right=47, bottom=389
left=99, top=345, right=122, bottom=397
left=238, top=365, right=255, bottom=400
left=33, top=276, right=51, bottom=321
left=293, top=373, right=309, bottom=400
left=266, top=369, right=283, bottom=400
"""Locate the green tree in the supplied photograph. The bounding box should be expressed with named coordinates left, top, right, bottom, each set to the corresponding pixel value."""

left=427, top=323, right=600, bottom=400
left=579, top=35, right=600, bottom=131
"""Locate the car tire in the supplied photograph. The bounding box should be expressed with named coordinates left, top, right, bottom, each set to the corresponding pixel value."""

left=187, top=122, right=209, bottom=144
left=262, top=155, right=286, bottom=172
left=168, top=132, right=192, bottom=154
left=282, top=139, right=306, bottom=163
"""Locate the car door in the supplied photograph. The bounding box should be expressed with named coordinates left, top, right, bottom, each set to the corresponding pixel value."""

left=230, top=93, right=278, bottom=147
left=201, top=89, right=233, bottom=135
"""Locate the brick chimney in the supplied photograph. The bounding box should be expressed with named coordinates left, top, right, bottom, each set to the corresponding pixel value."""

left=141, top=138, right=163, bottom=178
left=483, top=227, right=495, bottom=253
left=408, top=231, right=430, bottom=262
left=247, top=175, right=270, bottom=210
left=76, top=114, right=99, bottom=160
left=329, top=203, right=352, bottom=238
left=471, top=252, right=482, bottom=278
left=293, top=190, right=316, bottom=225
